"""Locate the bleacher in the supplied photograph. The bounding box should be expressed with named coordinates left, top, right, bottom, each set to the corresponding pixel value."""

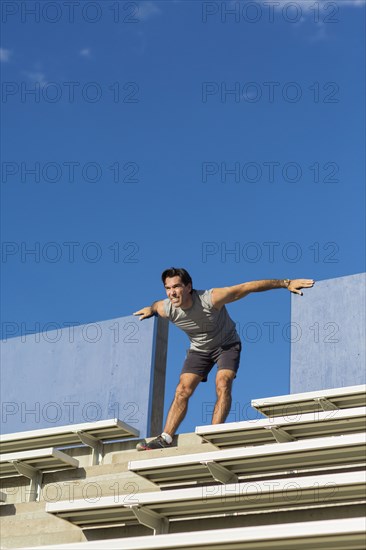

left=251, top=384, right=366, bottom=417
left=0, top=419, right=139, bottom=505
left=1, top=385, right=365, bottom=549
left=45, top=471, right=366, bottom=531
left=0, top=418, right=139, bottom=463
left=195, top=406, right=366, bottom=447
left=15, top=518, right=366, bottom=550
left=0, top=448, right=79, bottom=502
left=128, top=432, right=365, bottom=486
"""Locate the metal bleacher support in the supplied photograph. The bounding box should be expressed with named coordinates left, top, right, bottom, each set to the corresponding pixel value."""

left=0, top=448, right=79, bottom=502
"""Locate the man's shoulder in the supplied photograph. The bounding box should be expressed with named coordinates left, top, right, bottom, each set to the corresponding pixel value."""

left=162, top=297, right=171, bottom=316
left=194, top=289, right=213, bottom=307
left=194, top=289, right=210, bottom=298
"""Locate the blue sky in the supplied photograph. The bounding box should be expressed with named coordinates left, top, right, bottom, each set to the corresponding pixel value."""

left=1, top=0, right=365, bottom=435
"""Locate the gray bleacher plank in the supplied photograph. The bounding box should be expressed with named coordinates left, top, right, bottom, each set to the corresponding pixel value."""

left=128, top=433, right=366, bottom=486
left=46, top=471, right=366, bottom=529
left=0, top=418, right=139, bottom=454
left=252, top=385, right=366, bottom=418
left=0, top=447, right=79, bottom=477
left=16, top=517, right=366, bottom=549
left=195, top=407, right=366, bottom=448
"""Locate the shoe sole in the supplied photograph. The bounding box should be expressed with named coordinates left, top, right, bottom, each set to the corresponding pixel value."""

left=136, top=442, right=149, bottom=451
left=136, top=441, right=169, bottom=451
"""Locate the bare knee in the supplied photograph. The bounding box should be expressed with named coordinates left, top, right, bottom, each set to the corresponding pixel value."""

left=175, top=383, right=195, bottom=401
left=216, top=375, right=234, bottom=398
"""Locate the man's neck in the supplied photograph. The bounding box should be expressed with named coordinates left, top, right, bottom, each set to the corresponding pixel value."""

left=181, top=292, right=194, bottom=310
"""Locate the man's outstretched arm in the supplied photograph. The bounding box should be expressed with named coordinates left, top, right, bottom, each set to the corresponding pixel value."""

left=133, top=300, right=167, bottom=320
left=212, top=279, right=315, bottom=309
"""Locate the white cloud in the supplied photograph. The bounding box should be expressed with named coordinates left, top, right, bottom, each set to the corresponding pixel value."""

left=137, top=1, right=161, bottom=21
left=227, top=0, right=364, bottom=41
left=329, top=0, right=365, bottom=5
left=23, top=71, right=47, bottom=87
left=308, top=20, right=328, bottom=42
left=80, top=48, right=91, bottom=57
left=0, top=48, right=12, bottom=62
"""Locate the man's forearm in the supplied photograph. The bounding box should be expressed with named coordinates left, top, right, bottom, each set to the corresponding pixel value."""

left=246, top=279, right=290, bottom=293
left=212, top=278, right=314, bottom=308
left=237, top=279, right=289, bottom=299
left=235, top=278, right=317, bottom=300
left=133, top=300, right=165, bottom=320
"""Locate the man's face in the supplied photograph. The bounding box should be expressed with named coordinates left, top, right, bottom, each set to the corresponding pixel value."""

left=164, top=276, right=192, bottom=309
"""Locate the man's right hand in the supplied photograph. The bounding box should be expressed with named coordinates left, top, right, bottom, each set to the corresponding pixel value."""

left=133, top=307, right=154, bottom=321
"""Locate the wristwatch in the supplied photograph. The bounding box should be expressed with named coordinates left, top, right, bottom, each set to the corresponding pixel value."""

left=283, top=279, right=291, bottom=288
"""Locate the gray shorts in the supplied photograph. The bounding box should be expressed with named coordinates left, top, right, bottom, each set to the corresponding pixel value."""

left=181, top=341, right=242, bottom=382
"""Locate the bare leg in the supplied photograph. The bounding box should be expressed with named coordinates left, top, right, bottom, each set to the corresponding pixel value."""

left=212, top=369, right=236, bottom=424
left=163, top=373, right=202, bottom=436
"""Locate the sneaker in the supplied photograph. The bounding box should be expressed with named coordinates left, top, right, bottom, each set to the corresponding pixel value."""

left=136, top=435, right=171, bottom=451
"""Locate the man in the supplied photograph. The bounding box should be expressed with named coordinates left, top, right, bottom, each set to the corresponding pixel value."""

left=133, top=267, right=314, bottom=451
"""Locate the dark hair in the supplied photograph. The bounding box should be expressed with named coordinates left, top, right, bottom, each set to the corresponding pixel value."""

left=161, top=267, right=193, bottom=293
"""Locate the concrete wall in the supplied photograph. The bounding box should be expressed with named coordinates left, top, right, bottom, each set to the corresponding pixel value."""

left=290, top=273, right=366, bottom=393
left=1, top=315, right=168, bottom=437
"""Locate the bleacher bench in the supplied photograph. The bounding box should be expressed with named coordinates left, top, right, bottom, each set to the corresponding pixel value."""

left=17, top=517, right=366, bottom=549
left=128, top=432, right=366, bottom=487
left=252, top=384, right=366, bottom=418
left=0, top=447, right=79, bottom=501
left=195, top=406, right=366, bottom=448
left=0, top=418, right=139, bottom=465
left=46, top=470, right=366, bottom=533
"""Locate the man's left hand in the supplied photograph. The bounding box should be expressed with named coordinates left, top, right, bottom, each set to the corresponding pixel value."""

left=288, top=279, right=315, bottom=296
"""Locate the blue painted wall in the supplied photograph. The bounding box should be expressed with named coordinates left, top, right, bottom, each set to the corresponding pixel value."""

left=1, top=315, right=167, bottom=437
left=290, top=273, right=366, bottom=393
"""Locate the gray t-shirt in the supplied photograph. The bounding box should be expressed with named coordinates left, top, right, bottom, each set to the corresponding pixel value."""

left=164, top=289, right=240, bottom=352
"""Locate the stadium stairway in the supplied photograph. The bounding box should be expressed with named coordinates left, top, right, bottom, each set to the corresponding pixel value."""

left=0, top=385, right=365, bottom=549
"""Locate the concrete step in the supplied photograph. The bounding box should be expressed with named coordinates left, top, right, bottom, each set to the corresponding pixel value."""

left=40, top=469, right=157, bottom=503
left=0, top=501, right=83, bottom=548
left=0, top=531, right=83, bottom=549
left=1, top=464, right=158, bottom=505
